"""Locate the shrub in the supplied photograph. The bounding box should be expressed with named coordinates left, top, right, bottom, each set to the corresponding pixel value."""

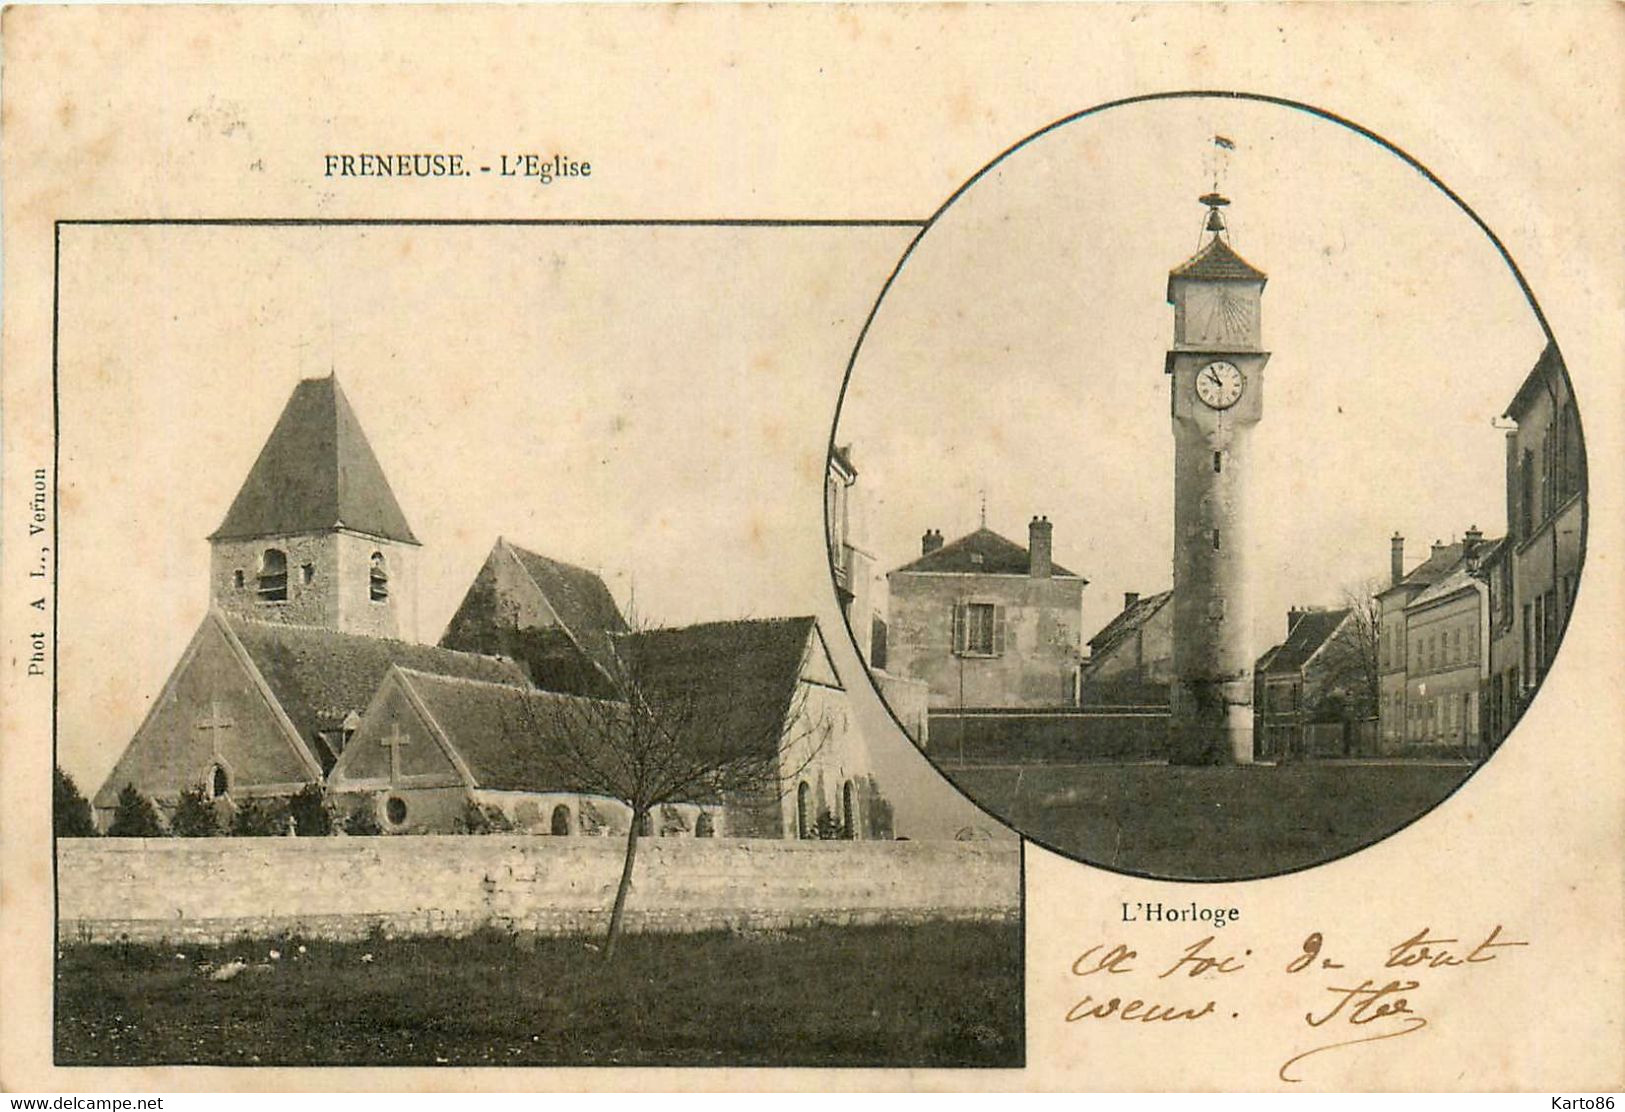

left=106, top=784, right=164, bottom=838
left=455, top=799, right=514, bottom=835
left=169, top=785, right=221, bottom=837
left=230, top=797, right=289, bottom=837
left=812, top=807, right=843, bottom=840
left=288, top=783, right=333, bottom=836
left=342, top=805, right=382, bottom=836
left=53, top=767, right=98, bottom=837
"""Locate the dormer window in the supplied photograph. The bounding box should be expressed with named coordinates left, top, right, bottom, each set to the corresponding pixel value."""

left=257, top=548, right=288, bottom=602
left=369, top=552, right=389, bottom=602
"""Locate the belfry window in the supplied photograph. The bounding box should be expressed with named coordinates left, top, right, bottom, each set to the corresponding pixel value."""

left=257, top=548, right=288, bottom=601
left=369, top=552, right=389, bottom=602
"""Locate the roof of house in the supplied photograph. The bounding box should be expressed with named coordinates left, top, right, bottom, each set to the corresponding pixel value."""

left=211, top=376, right=419, bottom=544
left=1168, top=236, right=1268, bottom=290
left=890, top=527, right=1083, bottom=579
left=1381, top=541, right=1466, bottom=596
left=1505, top=341, right=1565, bottom=421
left=503, top=540, right=627, bottom=670
left=1262, top=608, right=1352, bottom=676
left=1407, top=563, right=1490, bottom=611
left=615, top=617, right=821, bottom=759
left=395, top=668, right=623, bottom=794
left=1086, top=589, right=1173, bottom=657
left=225, top=614, right=528, bottom=743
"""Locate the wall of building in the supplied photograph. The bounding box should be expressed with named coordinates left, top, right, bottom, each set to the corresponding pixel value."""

left=211, top=530, right=417, bottom=640
left=775, top=680, right=874, bottom=839
left=56, top=836, right=1020, bottom=944
left=1403, top=591, right=1485, bottom=748
left=886, top=573, right=1084, bottom=709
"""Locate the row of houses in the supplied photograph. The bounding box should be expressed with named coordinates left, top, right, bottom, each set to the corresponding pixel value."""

left=832, top=341, right=1583, bottom=762
left=1378, top=343, right=1584, bottom=752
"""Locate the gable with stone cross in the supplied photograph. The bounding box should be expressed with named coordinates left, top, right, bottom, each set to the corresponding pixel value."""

left=92, top=612, right=324, bottom=823
left=327, top=668, right=468, bottom=793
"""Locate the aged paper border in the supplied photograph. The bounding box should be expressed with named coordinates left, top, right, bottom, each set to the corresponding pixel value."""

left=4, top=3, right=1622, bottom=1092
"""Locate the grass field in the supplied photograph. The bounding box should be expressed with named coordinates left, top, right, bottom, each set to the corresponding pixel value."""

left=55, top=920, right=1022, bottom=1068
left=942, top=760, right=1477, bottom=880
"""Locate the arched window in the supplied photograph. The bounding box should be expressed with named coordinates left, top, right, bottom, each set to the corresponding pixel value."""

left=233, top=569, right=245, bottom=590
left=257, top=548, right=288, bottom=601
left=369, top=552, right=389, bottom=601
left=637, top=811, right=653, bottom=837
left=796, top=781, right=812, bottom=839
left=300, top=562, right=315, bottom=585
left=210, top=764, right=229, bottom=799
left=550, top=804, right=572, bottom=836
left=841, top=780, right=855, bottom=840
left=695, top=811, right=715, bottom=838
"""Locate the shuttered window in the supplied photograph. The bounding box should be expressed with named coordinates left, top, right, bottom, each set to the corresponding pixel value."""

left=954, top=601, right=1006, bottom=656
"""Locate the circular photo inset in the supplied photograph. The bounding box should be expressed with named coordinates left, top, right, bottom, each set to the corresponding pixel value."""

left=825, top=94, right=1587, bottom=881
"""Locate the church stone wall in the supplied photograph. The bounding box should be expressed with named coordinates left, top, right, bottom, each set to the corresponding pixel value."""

left=209, top=530, right=418, bottom=640
left=56, top=837, right=1019, bottom=944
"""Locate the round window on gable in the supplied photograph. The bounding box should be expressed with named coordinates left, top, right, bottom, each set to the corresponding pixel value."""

left=383, top=795, right=408, bottom=828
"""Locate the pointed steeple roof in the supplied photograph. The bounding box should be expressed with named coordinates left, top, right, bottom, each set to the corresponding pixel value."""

left=210, top=375, right=419, bottom=544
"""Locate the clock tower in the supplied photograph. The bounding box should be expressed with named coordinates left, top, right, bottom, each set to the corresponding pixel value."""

left=1165, top=192, right=1270, bottom=764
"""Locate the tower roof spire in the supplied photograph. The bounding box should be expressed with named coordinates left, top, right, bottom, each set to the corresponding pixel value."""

left=210, top=375, right=419, bottom=544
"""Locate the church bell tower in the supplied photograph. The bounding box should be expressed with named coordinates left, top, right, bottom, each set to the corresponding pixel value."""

left=1165, top=192, right=1270, bottom=764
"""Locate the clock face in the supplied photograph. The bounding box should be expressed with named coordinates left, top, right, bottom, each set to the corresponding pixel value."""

left=1195, top=360, right=1245, bottom=410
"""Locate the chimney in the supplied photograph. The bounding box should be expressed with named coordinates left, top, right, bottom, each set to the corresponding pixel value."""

left=1463, top=524, right=1483, bottom=559
left=1288, top=606, right=1309, bottom=636
left=921, top=529, right=943, bottom=556
left=1123, top=591, right=1140, bottom=611
left=1432, top=538, right=1447, bottom=560
left=1390, top=533, right=1405, bottom=587
left=1028, top=516, right=1053, bottom=578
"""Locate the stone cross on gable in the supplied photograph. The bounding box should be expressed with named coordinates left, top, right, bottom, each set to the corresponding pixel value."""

left=380, top=722, right=411, bottom=782
left=195, top=699, right=234, bottom=762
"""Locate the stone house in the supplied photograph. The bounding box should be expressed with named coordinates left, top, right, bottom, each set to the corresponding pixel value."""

left=1254, top=607, right=1361, bottom=760
left=1375, top=528, right=1500, bottom=754
left=1078, top=590, right=1173, bottom=705
left=1401, top=557, right=1493, bottom=751
left=884, top=518, right=1087, bottom=709
left=1486, top=343, right=1585, bottom=746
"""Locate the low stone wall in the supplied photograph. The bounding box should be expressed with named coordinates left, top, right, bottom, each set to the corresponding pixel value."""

left=928, top=708, right=1169, bottom=763
left=56, top=836, right=1020, bottom=945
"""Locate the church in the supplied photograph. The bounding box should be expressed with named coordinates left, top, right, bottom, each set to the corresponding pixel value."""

left=94, top=375, right=878, bottom=840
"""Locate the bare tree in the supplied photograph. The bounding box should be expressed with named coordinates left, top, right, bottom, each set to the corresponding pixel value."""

left=1320, top=578, right=1383, bottom=721
left=523, top=618, right=833, bottom=962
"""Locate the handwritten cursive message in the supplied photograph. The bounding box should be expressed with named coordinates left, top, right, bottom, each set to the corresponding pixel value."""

left=1066, top=924, right=1528, bottom=1082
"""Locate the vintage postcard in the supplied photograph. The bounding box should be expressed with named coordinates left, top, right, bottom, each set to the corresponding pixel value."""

left=1, top=3, right=1620, bottom=1094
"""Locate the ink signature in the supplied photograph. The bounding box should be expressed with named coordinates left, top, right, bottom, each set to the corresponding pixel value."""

left=1066, top=924, right=1527, bottom=1084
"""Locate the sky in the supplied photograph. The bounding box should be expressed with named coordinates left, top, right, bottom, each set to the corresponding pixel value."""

left=56, top=221, right=1006, bottom=839
left=835, top=97, right=1552, bottom=650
